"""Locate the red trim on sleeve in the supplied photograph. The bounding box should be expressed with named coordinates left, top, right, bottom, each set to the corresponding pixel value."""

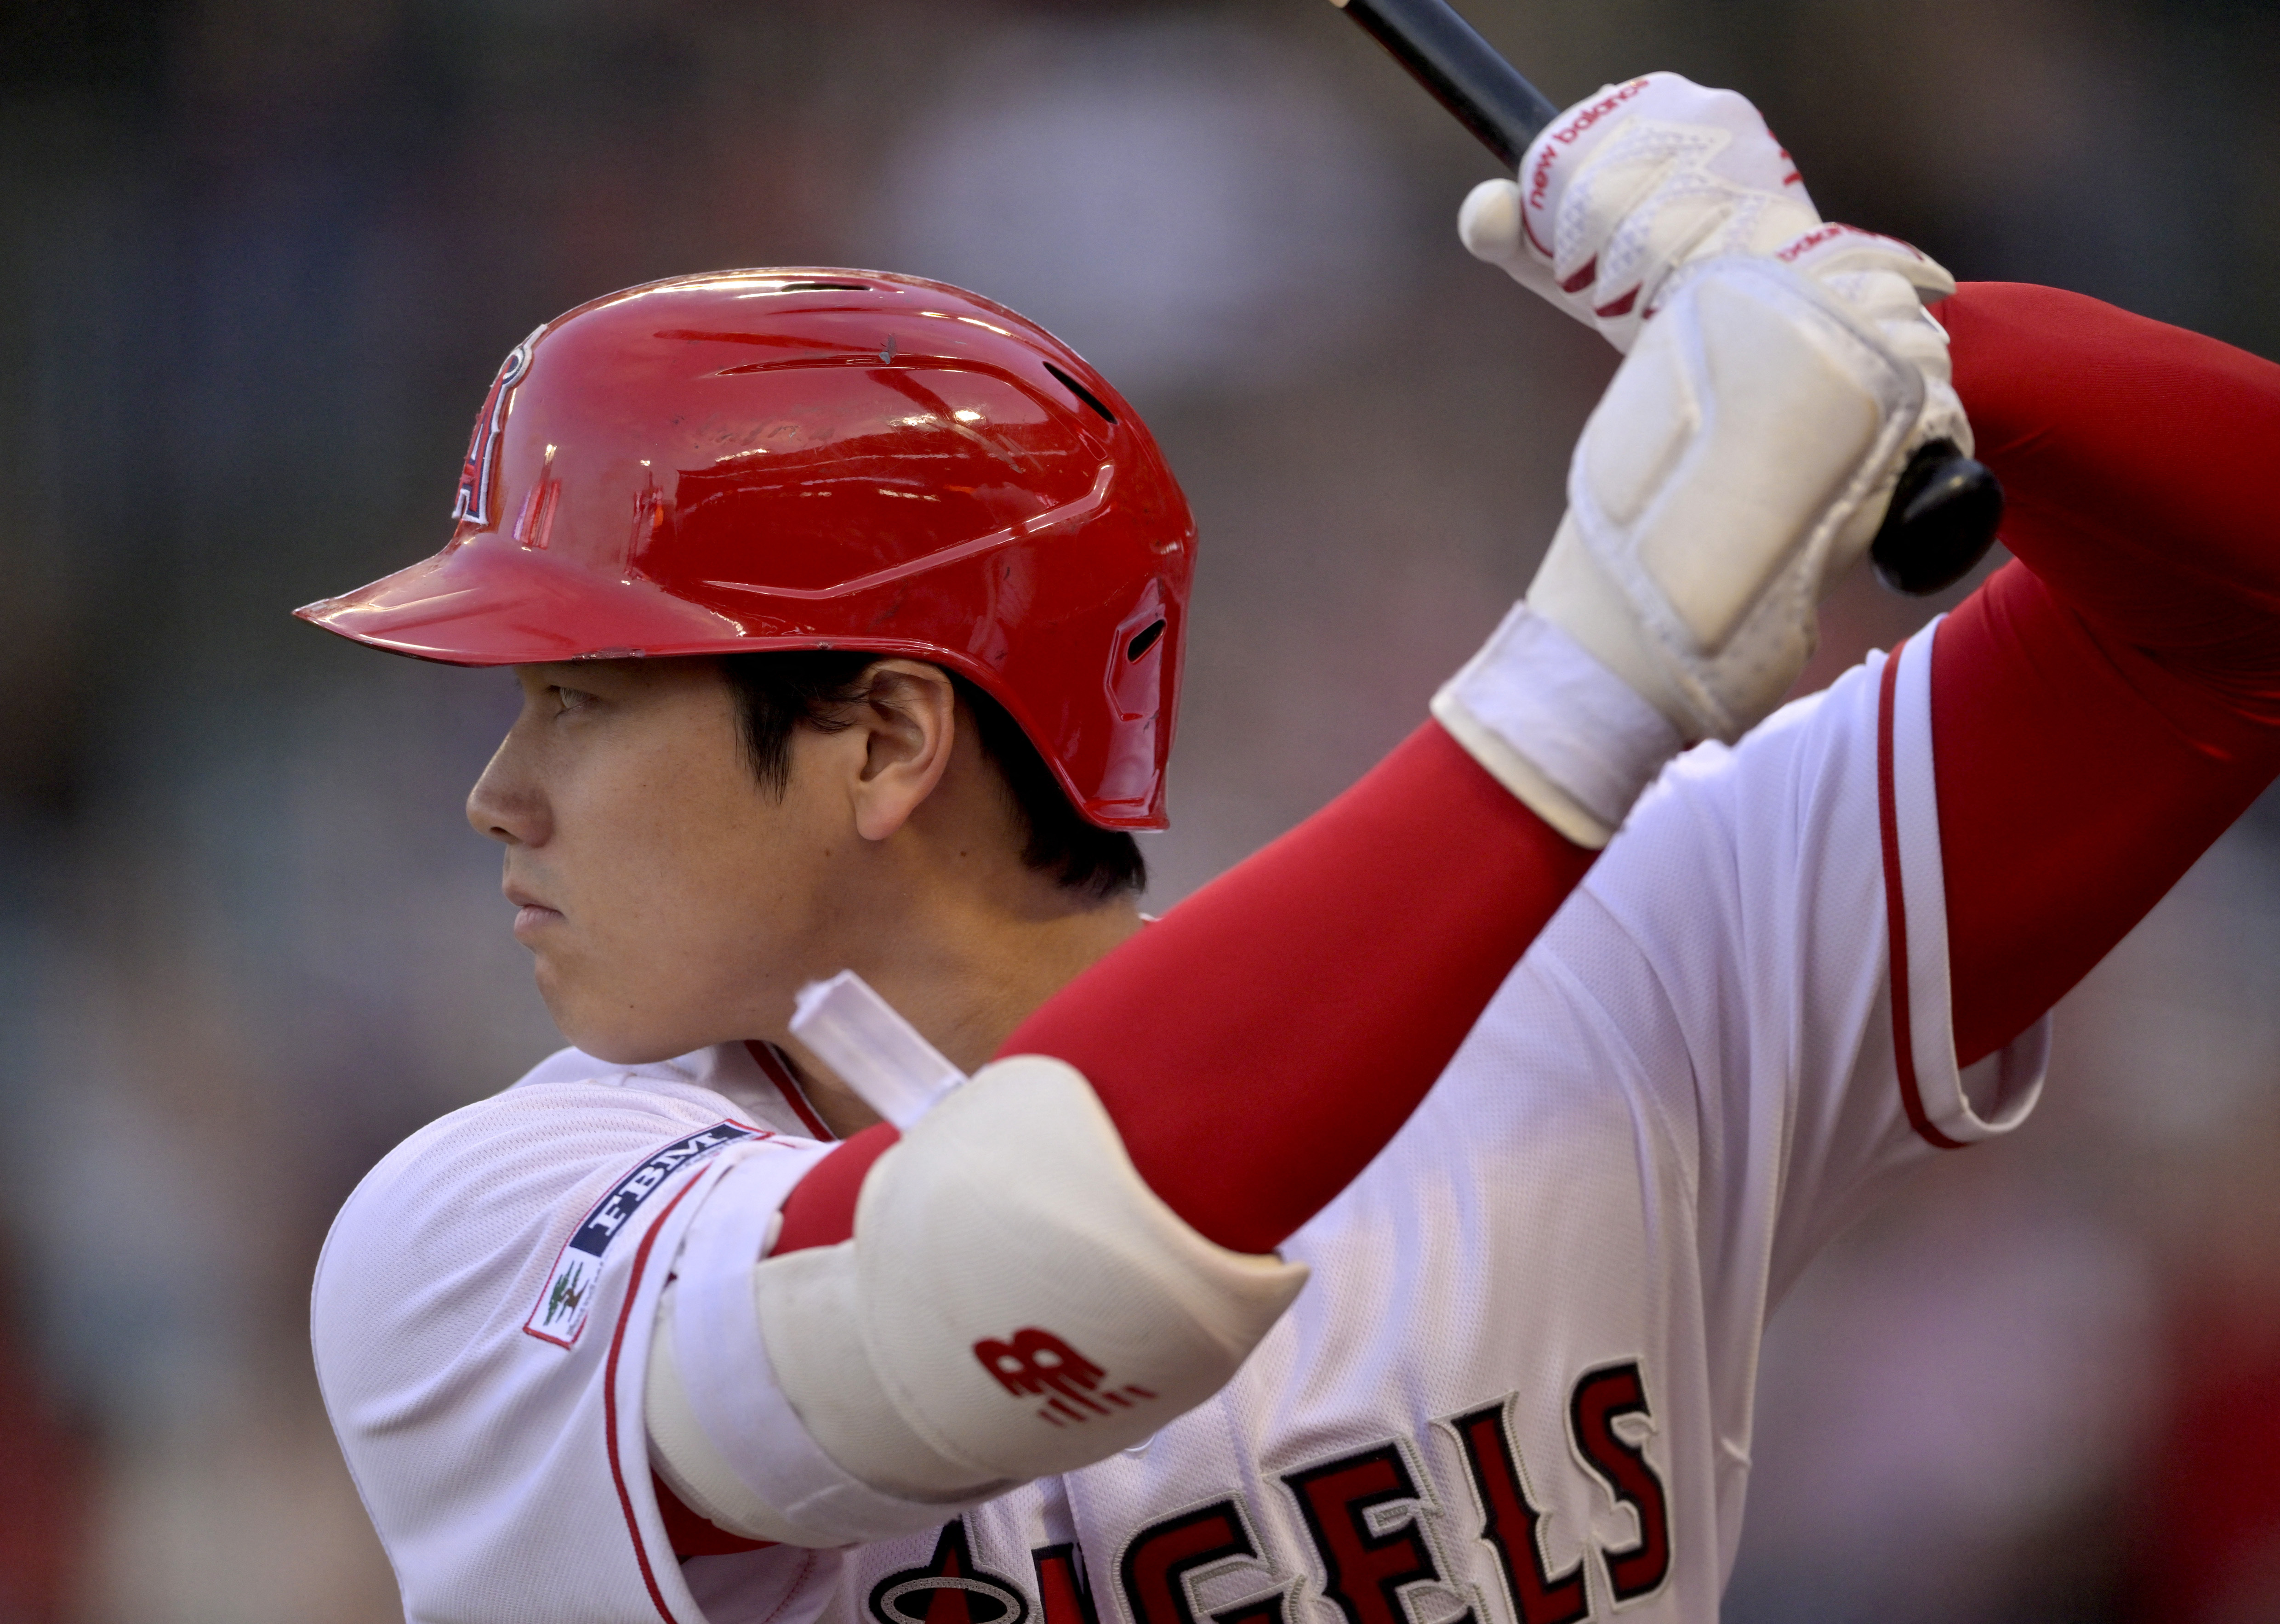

left=602, top=1175, right=708, bottom=1624
left=744, top=1040, right=835, bottom=1142
left=1878, top=644, right=1965, bottom=1152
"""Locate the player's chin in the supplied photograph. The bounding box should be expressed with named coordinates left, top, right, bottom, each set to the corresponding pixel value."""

left=534, top=968, right=699, bottom=1067
left=528, top=955, right=597, bottom=1044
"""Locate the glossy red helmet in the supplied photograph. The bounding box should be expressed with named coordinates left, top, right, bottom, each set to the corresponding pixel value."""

left=296, top=270, right=1194, bottom=829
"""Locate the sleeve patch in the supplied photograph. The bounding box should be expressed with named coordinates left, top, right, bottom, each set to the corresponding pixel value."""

left=526, top=1121, right=766, bottom=1348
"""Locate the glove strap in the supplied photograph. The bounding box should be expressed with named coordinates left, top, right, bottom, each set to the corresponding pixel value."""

left=1432, top=603, right=1683, bottom=847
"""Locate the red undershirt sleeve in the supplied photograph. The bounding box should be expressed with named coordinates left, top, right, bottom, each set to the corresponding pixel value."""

left=778, top=724, right=1594, bottom=1257
left=1930, top=283, right=2280, bottom=1066
left=785, top=282, right=2280, bottom=1254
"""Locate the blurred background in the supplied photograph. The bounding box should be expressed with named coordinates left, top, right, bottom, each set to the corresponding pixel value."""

left=0, top=0, right=2274, bottom=1618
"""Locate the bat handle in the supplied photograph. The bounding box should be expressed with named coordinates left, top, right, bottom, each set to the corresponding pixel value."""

left=1868, top=441, right=2003, bottom=596
left=1333, top=0, right=1559, bottom=168
left=1324, top=0, right=2000, bottom=599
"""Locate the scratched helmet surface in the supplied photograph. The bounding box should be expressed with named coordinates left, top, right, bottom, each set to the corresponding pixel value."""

left=296, top=269, right=1194, bottom=829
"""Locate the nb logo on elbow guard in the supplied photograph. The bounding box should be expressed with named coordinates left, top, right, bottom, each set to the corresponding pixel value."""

left=973, top=1328, right=1157, bottom=1427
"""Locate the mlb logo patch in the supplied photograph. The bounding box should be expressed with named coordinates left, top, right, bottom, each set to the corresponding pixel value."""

left=525, top=1121, right=763, bottom=1348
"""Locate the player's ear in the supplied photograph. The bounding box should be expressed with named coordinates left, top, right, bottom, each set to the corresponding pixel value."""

left=845, top=659, right=960, bottom=842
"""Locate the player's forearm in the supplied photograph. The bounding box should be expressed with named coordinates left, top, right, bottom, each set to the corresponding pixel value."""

left=999, top=720, right=1592, bottom=1254
left=1934, top=284, right=2280, bottom=1063
left=1944, top=281, right=2280, bottom=700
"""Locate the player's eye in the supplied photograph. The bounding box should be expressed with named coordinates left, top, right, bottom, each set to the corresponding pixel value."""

left=551, top=686, right=597, bottom=715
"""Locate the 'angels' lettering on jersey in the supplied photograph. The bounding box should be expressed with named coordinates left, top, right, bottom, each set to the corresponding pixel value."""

left=1065, top=1368, right=1668, bottom=1624
left=1033, top=1541, right=1106, bottom=1624
left=1282, top=1442, right=1478, bottom=1624
left=1445, top=1402, right=1588, bottom=1623
left=1117, top=1495, right=1291, bottom=1624
left=524, top=1119, right=764, bottom=1348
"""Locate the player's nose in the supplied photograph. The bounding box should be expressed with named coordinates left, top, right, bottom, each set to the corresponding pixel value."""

left=466, top=735, right=550, bottom=847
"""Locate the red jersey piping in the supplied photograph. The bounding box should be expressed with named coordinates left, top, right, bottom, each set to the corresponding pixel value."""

left=744, top=1039, right=835, bottom=1141
left=603, top=1175, right=707, bottom=1624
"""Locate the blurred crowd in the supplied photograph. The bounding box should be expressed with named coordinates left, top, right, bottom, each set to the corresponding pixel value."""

left=0, top=0, right=2274, bottom=1618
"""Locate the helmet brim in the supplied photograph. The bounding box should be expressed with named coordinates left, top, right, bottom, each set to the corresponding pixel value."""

left=295, top=536, right=769, bottom=665
left=294, top=534, right=1170, bottom=830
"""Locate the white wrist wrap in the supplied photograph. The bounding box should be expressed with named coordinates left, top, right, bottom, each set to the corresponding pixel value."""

left=759, top=1056, right=1305, bottom=1500
left=1432, top=604, right=1682, bottom=847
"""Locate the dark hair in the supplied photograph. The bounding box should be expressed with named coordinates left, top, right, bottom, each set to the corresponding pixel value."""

left=718, top=650, right=1146, bottom=900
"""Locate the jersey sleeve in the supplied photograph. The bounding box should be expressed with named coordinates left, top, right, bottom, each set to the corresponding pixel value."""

left=1574, top=624, right=2047, bottom=1309
left=311, top=1079, right=832, bottom=1623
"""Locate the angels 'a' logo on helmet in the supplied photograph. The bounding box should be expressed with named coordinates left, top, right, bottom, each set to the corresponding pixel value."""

left=452, top=327, right=542, bottom=526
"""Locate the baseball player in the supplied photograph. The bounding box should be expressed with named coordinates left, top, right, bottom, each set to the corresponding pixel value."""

left=304, top=74, right=2279, bottom=1624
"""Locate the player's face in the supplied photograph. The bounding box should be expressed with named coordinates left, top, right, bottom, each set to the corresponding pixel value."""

left=466, top=659, right=857, bottom=1063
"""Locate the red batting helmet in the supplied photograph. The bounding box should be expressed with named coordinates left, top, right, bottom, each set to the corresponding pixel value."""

left=296, top=270, right=1194, bottom=829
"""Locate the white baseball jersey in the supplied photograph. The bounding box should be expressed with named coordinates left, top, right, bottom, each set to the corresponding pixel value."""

left=313, top=625, right=2049, bottom=1624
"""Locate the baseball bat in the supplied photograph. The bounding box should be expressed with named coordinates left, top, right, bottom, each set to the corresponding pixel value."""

left=1329, top=0, right=2003, bottom=596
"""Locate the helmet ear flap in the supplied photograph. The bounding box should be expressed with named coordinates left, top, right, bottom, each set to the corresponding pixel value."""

left=295, top=270, right=1196, bottom=831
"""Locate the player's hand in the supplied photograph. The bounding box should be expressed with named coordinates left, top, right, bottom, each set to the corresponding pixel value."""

left=1434, top=254, right=1937, bottom=840
left=1456, top=72, right=1819, bottom=348
left=1773, top=221, right=1972, bottom=465
left=1454, top=71, right=1969, bottom=475
left=1551, top=255, right=1935, bottom=740
left=1457, top=73, right=1955, bottom=350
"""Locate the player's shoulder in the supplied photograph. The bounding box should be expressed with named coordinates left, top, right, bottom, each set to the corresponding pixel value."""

left=311, top=1046, right=798, bottom=1396
left=357, top=1043, right=750, bottom=1197
left=317, top=1048, right=767, bottom=1309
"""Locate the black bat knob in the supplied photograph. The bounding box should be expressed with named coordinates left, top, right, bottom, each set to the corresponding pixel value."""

left=1869, top=440, right=2003, bottom=596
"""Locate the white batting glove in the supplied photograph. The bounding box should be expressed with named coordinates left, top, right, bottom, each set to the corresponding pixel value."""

left=1457, top=72, right=1970, bottom=462
left=1774, top=221, right=1973, bottom=462
left=1455, top=73, right=1861, bottom=341
left=1460, top=73, right=1824, bottom=348
left=1434, top=256, right=1931, bottom=842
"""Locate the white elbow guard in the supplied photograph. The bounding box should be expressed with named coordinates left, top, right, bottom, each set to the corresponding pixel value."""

left=648, top=1055, right=1306, bottom=1546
